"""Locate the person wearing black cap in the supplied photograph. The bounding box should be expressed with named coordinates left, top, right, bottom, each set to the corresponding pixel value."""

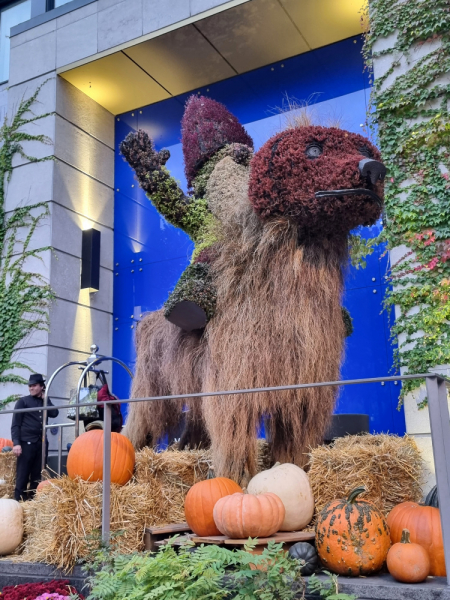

left=11, top=374, right=59, bottom=501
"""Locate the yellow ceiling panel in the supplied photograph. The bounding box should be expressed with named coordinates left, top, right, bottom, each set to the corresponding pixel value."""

left=280, top=0, right=364, bottom=49
left=196, top=0, right=310, bottom=74
left=60, top=52, right=170, bottom=115
left=123, top=25, right=236, bottom=97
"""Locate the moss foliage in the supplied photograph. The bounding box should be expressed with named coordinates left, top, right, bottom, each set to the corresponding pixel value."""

left=342, top=307, right=354, bottom=338
left=249, top=126, right=383, bottom=238
left=163, top=262, right=217, bottom=321
left=182, top=95, right=253, bottom=188
left=120, top=110, right=254, bottom=327
left=0, top=81, right=54, bottom=410
left=192, top=143, right=253, bottom=198
left=365, top=0, right=450, bottom=405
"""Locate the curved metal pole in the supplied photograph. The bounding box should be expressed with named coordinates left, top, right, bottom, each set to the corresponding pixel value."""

left=75, top=356, right=134, bottom=438
left=41, top=361, right=87, bottom=471
left=74, top=356, right=133, bottom=544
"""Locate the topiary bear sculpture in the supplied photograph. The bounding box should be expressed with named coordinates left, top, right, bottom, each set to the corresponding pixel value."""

left=120, top=96, right=385, bottom=482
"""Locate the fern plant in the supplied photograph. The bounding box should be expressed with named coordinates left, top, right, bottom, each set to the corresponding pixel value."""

left=308, top=572, right=357, bottom=600
left=86, top=539, right=305, bottom=600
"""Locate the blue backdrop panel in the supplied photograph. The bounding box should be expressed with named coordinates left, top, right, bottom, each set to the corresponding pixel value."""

left=113, top=35, right=405, bottom=435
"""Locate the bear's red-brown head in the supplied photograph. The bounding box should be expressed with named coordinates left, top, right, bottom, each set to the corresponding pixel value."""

left=248, top=126, right=385, bottom=239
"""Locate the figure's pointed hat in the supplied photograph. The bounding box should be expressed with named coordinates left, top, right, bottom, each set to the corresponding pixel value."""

left=181, top=95, right=253, bottom=187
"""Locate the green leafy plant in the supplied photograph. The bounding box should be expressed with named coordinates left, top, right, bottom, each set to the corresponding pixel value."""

left=0, top=81, right=54, bottom=409
left=86, top=538, right=305, bottom=600
left=308, top=572, right=357, bottom=600
left=363, top=0, right=450, bottom=406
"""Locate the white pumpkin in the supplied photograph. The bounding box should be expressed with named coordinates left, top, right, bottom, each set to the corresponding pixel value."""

left=247, top=463, right=314, bottom=531
left=0, top=499, right=23, bottom=555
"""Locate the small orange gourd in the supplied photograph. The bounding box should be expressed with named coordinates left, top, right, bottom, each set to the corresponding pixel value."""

left=213, top=492, right=285, bottom=538
left=37, top=479, right=59, bottom=492
left=316, top=487, right=391, bottom=576
left=0, top=438, right=13, bottom=451
left=67, top=430, right=135, bottom=486
left=387, top=501, right=445, bottom=576
left=387, top=529, right=430, bottom=583
left=184, top=477, right=242, bottom=536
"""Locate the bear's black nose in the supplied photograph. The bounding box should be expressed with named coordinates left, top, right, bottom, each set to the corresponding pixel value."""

left=359, top=158, right=386, bottom=185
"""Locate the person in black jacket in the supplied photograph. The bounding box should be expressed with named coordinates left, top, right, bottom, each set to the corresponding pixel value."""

left=11, top=374, right=59, bottom=501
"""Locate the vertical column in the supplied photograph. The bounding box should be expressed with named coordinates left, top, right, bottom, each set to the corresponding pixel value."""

left=425, top=376, right=450, bottom=584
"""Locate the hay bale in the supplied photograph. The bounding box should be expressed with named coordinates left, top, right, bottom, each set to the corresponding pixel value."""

left=134, top=446, right=212, bottom=487
left=308, top=434, right=424, bottom=517
left=19, top=476, right=174, bottom=571
left=0, top=453, right=16, bottom=498
left=15, top=444, right=274, bottom=571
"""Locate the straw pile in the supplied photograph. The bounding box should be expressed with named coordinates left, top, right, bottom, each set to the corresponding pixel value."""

left=19, top=477, right=172, bottom=571
left=0, top=452, right=16, bottom=498
left=308, top=434, right=424, bottom=517
left=134, top=447, right=212, bottom=523
left=16, top=443, right=274, bottom=571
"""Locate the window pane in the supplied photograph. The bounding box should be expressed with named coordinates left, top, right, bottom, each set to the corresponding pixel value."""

left=0, top=0, right=31, bottom=83
left=55, top=0, right=73, bottom=6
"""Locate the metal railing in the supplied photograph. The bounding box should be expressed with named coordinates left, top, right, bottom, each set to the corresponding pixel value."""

left=2, top=372, right=450, bottom=585
left=41, top=346, right=134, bottom=471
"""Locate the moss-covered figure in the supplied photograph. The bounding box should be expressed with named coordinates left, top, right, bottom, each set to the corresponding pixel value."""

left=123, top=104, right=386, bottom=476
left=120, top=96, right=253, bottom=331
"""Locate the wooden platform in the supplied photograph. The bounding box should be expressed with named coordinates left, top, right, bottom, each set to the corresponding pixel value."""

left=144, top=522, right=192, bottom=551
left=192, top=530, right=315, bottom=554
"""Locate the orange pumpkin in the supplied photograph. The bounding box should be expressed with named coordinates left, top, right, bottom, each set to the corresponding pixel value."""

left=213, top=492, right=285, bottom=538
left=387, top=529, right=430, bottom=583
left=67, top=430, right=135, bottom=486
left=387, top=501, right=445, bottom=576
left=36, top=479, right=59, bottom=492
left=184, top=477, right=242, bottom=536
left=316, top=487, right=391, bottom=576
left=0, top=438, right=13, bottom=451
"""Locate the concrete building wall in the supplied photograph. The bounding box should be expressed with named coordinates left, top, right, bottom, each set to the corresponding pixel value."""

left=373, top=35, right=450, bottom=494
left=0, top=0, right=246, bottom=443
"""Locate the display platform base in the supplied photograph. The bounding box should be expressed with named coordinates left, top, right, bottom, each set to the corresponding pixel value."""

left=308, top=572, right=450, bottom=600
left=0, top=559, right=448, bottom=599
left=0, top=560, right=86, bottom=591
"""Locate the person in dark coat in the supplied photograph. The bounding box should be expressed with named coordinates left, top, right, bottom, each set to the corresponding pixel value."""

left=11, top=374, right=59, bottom=501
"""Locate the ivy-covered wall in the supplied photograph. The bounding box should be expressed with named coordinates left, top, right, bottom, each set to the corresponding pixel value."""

left=367, top=0, right=450, bottom=489
left=0, top=83, right=54, bottom=411
left=367, top=0, right=450, bottom=398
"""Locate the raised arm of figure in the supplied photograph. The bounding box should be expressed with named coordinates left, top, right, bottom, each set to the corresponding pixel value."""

left=120, top=130, right=193, bottom=234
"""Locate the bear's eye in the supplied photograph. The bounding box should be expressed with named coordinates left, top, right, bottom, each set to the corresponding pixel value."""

left=359, top=145, right=373, bottom=159
left=305, top=143, right=323, bottom=159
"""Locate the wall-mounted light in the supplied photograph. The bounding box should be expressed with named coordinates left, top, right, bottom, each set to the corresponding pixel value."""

left=81, top=228, right=101, bottom=292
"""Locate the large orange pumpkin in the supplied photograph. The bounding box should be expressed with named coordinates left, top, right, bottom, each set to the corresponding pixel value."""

left=0, top=438, right=13, bottom=451
left=184, top=477, right=242, bottom=536
left=213, top=492, right=285, bottom=538
left=67, top=430, right=135, bottom=486
left=387, top=501, right=445, bottom=576
left=386, top=529, right=430, bottom=583
left=316, top=487, right=391, bottom=576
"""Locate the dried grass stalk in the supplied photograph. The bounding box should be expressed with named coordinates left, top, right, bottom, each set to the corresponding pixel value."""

left=0, top=453, right=16, bottom=498
left=203, top=158, right=346, bottom=480
left=124, top=310, right=207, bottom=449
left=308, top=434, right=424, bottom=517
left=18, top=474, right=192, bottom=572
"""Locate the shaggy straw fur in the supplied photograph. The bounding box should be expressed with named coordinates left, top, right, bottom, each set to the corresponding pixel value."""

left=308, top=434, right=424, bottom=517
left=0, top=452, right=16, bottom=498
left=124, top=311, right=207, bottom=449
left=202, top=158, right=346, bottom=481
